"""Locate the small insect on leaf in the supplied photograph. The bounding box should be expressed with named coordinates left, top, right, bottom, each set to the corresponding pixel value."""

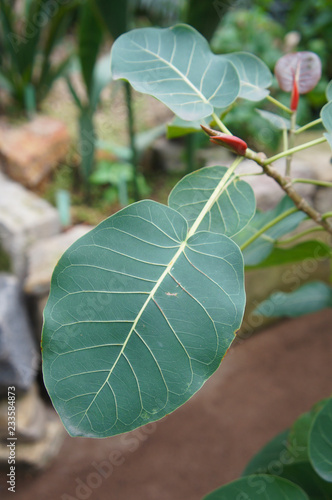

left=275, top=51, right=322, bottom=95
left=201, top=124, right=247, bottom=155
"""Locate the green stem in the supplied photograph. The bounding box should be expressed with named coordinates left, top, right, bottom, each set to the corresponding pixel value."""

left=188, top=156, right=243, bottom=236
left=292, top=178, right=332, bottom=188
left=276, top=226, right=324, bottom=245
left=286, top=111, right=297, bottom=176
left=266, top=95, right=292, bottom=114
left=212, top=112, right=232, bottom=135
left=322, top=211, right=332, bottom=220
left=240, top=207, right=298, bottom=251
left=263, top=136, right=327, bottom=165
left=124, top=82, right=139, bottom=201
left=295, top=118, right=322, bottom=135
left=282, top=127, right=288, bottom=153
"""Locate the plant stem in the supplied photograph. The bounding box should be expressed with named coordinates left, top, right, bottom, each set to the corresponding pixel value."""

left=240, top=207, right=298, bottom=252
left=282, top=127, right=288, bottom=153
left=124, top=81, right=140, bottom=201
left=212, top=112, right=232, bottom=135
left=292, top=178, right=332, bottom=188
left=295, top=118, right=322, bottom=135
left=286, top=111, right=297, bottom=176
left=322, top=211, right=332, bottom=220
left=276, top=226, right=324, bottom=246
left=188, top=156, right=243, bottom=237
left=263, top=136, right=327, bottom=165
left=266, top=95, right=292, bottom=114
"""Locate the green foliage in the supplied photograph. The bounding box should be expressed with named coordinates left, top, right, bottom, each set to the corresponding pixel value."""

left=42, top=22, right=332, bottom=499
left=0, top=0, right=77, bottom=113
left=203, top=475, right=309, bottom=500
left=254, top=281, right=332, bottom=319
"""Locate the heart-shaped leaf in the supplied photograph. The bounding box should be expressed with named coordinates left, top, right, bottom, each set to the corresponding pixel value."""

left=203, top=475, right=309, bottom=500
left=110, top=24, right=240, bottom=120
left=275, top=52, right=321, bottom=94
left=309, top=398, right=332, bottom=482
left=224, top=52, right=272, bottom=101
left=168, top=166, right=255, bottom=237
left=42, top=195, right=245, bottom=437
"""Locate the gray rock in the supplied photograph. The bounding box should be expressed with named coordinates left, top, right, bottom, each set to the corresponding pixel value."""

left=24, top=224, right=94, bottom=296
left=0, top=274, right=39, bottom=395
left=0, top=172, right=60, bottom=280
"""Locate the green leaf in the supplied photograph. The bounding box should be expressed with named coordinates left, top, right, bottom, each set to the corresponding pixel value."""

left=167, top=115, right=208, bottom=139
left=254, top=281, right=332, bottom=318
left=256, top=109, right=295, bottom=131
left=233, top=196, right=306, bottom=266
left=309, top=398, right=332, bottom=482
left=324, top=132, right=332, bottom=152
left=90, top=161, right=133, bottom=185
left=42, top=196, right=245, bottom=437
left=90, top=53, right=113, bottom=111
left=247, top=240, right=332, bottom=269
left=242, top=429, right=289, bottom=476
left=168, top=166, right=255, bottom=237
left=110, top=24, right=240, bottom=121
left=78, top=108, right=96, bottom=180
left=224, top=52, right=272, bottom=101
left=93, top=0, right=128, bottom=40
left=321, top=101, right=332, bottom=132
left=243, top=425, right=332, bottom=500
left=203, top=475, right=309, bottom=500
left=326, top=80, right=332, bottom=102
left=78, top=1, right=103, bottom=98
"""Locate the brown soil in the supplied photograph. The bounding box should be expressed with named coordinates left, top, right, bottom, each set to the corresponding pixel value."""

left=4, top=309, right=332, bottom=500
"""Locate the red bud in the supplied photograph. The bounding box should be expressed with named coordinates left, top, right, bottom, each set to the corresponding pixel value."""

left=290, top=76, right=299, bottom=111
left=201, top=124, right=247, bottom=155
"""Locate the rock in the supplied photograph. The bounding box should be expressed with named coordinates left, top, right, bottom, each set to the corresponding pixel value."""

left=24, top=225, right=94, bottom=296
left=0, top=115, right=70, bottom=188
left=0, top=274, right=39, bottom=396
left=234, top=157, right=317, bottom=210
left=0, top=172, right=60, bottom=279
left=0, top=408, right=66, bottom=470
left=0, top=384, right=46, bottom=443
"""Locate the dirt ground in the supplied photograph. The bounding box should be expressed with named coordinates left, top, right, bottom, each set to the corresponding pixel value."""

left=2, top=308, right=332, bottom=500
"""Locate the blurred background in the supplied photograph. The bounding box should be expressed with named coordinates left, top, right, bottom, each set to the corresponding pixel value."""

left=0, top=1, right=332, bottom=499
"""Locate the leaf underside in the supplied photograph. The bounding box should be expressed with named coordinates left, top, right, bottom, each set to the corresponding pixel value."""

left=110, top=24, right=240, bottom=120
left=42, top=200, right=245, bottom=437
left=168, top=166, right=256, bottom=237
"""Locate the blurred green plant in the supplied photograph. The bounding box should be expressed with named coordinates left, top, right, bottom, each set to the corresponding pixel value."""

left=0, top=0, right=78, bottom=114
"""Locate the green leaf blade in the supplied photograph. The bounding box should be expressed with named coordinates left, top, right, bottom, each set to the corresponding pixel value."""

left=203, top=475, right=309, bottom=500
left=225, top=52, right=272, bottom=101
left=309, top=398, right=332, bottom=482
left=168, top=166, right=256, bottom=237
left=110, top=24, right=240, bottom=120
left=42, top=200, right=245, bottom=438
left=321, top=101, right=332, bottom=132
left=254, top=281, right=332, bottom=318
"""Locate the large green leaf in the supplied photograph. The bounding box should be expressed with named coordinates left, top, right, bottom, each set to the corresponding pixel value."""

left=247, top=240, right=332, bottom=269
left=42, top=194, right=245, bottom=437
left=110, top=24, right=240, bottom=121
left=321, top=101, right=332, bottom=135
left=233, top=196, right=306, bottom=266
left=203, top=475, right=309, bottom=500
left=254, top=281, right=332, bottom=318
left=168, top=166, right=255, bottom=237
left=243, top=426, right=332, bottom=500
left=224, top=52, right=272, bottom=101
left=309, top=398, right=332, bottom=482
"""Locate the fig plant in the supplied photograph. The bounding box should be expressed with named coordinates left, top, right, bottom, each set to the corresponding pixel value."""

left=42, top=24, right=332, bottom=499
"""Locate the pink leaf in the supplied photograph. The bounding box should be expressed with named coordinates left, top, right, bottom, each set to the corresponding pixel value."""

left=275, top=52, right=321, bottom=94
left=201, top=125, right=247, bottom=155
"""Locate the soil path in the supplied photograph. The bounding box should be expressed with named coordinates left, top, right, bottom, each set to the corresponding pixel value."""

left=3, top=309, right=332, bottom=500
